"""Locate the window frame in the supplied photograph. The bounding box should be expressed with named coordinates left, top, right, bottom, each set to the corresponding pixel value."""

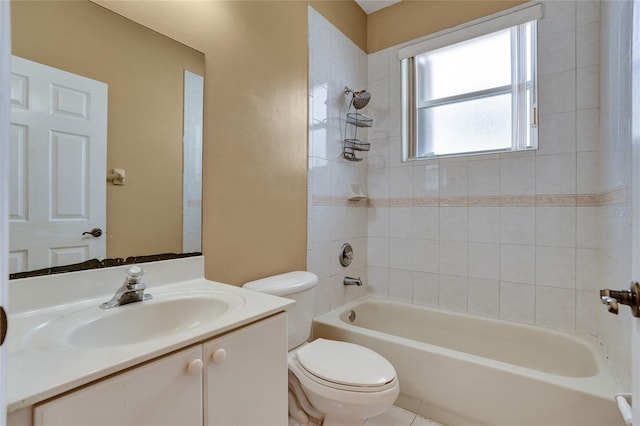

left=400, top=3, right=541, bottom=161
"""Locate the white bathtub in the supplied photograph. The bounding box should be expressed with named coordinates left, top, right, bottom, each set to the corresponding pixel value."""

left=312, top=297, right=624, bottom=426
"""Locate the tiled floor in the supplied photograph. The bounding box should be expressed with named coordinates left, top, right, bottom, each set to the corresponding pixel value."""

left=288, top=405, right=444, bottom=426
left=365, top=405, right=445, bottom=426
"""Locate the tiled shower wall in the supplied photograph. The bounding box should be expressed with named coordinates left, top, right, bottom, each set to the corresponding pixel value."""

left=365, top=0, right=602, bottom=333
left=308, top=7, right=368, bottom=316
left=598, top=0, right=633, bottom=391
left=308, top=0, right=635, bottom=391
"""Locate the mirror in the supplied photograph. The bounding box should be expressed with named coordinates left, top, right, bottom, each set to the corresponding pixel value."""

left=9, top=0, right=205, bottom=278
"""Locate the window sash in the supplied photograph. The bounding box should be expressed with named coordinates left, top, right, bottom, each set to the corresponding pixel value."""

left=417, top=84, right=512, bottom=110
left=404, top=21, right=537, bottom=160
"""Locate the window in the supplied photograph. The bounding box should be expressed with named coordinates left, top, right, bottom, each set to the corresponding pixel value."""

left=401, top=5, right=540, bottom=159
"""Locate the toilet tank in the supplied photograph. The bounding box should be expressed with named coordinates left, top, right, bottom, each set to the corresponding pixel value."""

left=243, top=271, right=318, bottom=350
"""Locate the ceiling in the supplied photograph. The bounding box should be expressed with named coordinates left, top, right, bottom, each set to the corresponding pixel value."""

left=354, top=0, right=401, bottom=15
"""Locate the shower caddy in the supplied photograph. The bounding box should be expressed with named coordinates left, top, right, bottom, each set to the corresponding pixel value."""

left=343, top=87, right=373, bottom=162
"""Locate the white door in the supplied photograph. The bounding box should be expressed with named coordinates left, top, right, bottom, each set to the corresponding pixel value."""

left=632, top=0, right=640, bottom=422
left=0, top=1, right=11, bottom=423
left=9, top=56, right=107, bottom=273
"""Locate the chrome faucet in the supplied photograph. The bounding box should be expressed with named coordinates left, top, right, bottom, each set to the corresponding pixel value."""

left=100, top=265, right=152, bottom=309
left=343, top=276, right=363, bottom=286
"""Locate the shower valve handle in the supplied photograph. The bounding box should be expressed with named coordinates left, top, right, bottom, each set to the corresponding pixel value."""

left=600, top=282, right=640, bottom=317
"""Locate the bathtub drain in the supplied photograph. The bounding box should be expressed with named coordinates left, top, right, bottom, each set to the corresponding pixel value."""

left=348, top=310, right=356, bottom=323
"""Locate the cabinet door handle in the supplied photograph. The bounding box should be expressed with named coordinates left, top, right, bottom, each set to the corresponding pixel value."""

left=211, top=349, right=227, bottom=364
left=187, top=358, right=204, bottom=375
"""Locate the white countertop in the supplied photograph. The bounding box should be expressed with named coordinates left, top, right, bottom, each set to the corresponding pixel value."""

left=7, top=257, right=294, bottom=412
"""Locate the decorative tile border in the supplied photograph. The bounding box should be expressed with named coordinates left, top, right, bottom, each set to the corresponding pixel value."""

left=312, top=187, right=628, bottom=208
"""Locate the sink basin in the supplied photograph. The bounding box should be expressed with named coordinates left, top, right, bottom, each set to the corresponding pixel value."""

left=26, top=290, right=245, bottom=350
left=69, top=297, right=230, bottom=348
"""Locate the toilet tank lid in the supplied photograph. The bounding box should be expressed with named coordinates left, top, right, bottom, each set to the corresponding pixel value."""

left=243, top=271, right=318, bottom=296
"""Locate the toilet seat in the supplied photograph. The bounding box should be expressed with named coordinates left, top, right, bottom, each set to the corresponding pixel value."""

left=293, top=339, right=397, bottom=393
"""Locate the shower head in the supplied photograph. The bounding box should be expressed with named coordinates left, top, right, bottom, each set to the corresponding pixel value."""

left=345, top=87, right=371, bottom=110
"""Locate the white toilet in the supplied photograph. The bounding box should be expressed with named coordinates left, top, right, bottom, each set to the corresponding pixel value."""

left=243, top=271, right=399, bottom=426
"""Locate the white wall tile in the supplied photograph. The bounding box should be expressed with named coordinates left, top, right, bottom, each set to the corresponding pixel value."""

left=439, top=207, right=468, bottom=242
left=539, top=70, right=576, bottom=116
left=535, top=286, right=576, bottom=330
left=536, top=153, right=577, bottom=194
left=469, top=207, right=500, bottom=243
left=468, top=278, right=500, bottom=318
left=577, top=207, right=598, bottom=248
left=500, top=244, right=535, bottom=284
left=329, top=274, right=347, bottom=310
left=368, top=49, right=389, bottom=82
left=501, top=207, right=536, bottom=245
left=500, top=282, right=535, bottom=324
left=500, top=155, right=535, bottom=195
left=413, top=163, right=439, bottom=197
left=535, top=207, right=577, bottom=247
left=439, top=275, right=468, bottom=312
left=577, top=151, right=600, bottom=194
left=439, top=241, right=468, bottom=277
left=368, top=167, right=389, bottom=198
left=389, top=268, right=413, bottom=302
left=382, top=225, right=410, bottom=263
left=468, top=158, right=500, bottom=196
left=389, top=167, right=413, bottom=197
left=576, top=108, right=600, bottom=152
left=412, top=272, right=439, bottom=307
left=577, top=66, right=600, bottom=110
left=576, top=290, right=598, bottom=335
left=536, top=246, right=576, bottom=288
left=539, top=28, right=576, bottom=76
left=439, top=160, right=468, bottom=196
left=576, top=248, right=599, bottom=292
left=468, top=243, right=500, bottom=280
left=412, top=239, right=439, bottom=273
left=577, top=21, right=600, bottom=68
left=413, top=207, right=440, bottom=240
left=389, top=207, right=413, bottom=239
left=538, top=111, right=576, bottom=155
left=577, top=0, right=600, bottom=26
left=368, top=207, right=389, bottom=238
left=367, top=266, right=389, bottom=298
left=538, top=1, right=576, bottom=37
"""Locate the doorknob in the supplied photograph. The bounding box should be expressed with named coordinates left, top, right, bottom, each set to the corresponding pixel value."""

left=0, top=306, right=7, bottom=347
left=82, top=228, right=103, bottom=238
left=600, top=282, right=640, bottom=317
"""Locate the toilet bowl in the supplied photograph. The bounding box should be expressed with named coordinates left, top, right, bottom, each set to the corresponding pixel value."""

left=243, top=272, right=399, bottom=426
left=288, top=339, right=399, bottom=425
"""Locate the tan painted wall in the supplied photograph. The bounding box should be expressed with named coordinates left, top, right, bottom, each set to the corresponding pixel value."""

left=95, top=1, right=309, bottom=285
left=367, top=0, right=529, bottom=53
left=84, top=0, right=529, bottom=286
left=11, top=0, right=204, bottom=260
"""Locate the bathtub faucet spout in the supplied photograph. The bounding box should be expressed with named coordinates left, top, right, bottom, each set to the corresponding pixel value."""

left=344, top=276, right=363, bottom=286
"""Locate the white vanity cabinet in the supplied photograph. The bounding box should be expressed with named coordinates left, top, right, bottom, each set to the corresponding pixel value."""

left=29, top=313, right=287, bottom=426
left=33, top=345, right=204, bottom=426
left=204, top=312, right=288, bottom=425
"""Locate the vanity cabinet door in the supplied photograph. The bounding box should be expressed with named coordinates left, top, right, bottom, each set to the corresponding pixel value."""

left=203, top=313, right=288, bottom=426
left=34, top=345, right=203, bottom=426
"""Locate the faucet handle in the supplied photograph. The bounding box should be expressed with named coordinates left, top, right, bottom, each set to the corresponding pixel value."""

left=600, top=283, right=640, bottom=317
left=124, top=265, right=146, bottom=290
left=125, top=265, right=144, bottom=279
